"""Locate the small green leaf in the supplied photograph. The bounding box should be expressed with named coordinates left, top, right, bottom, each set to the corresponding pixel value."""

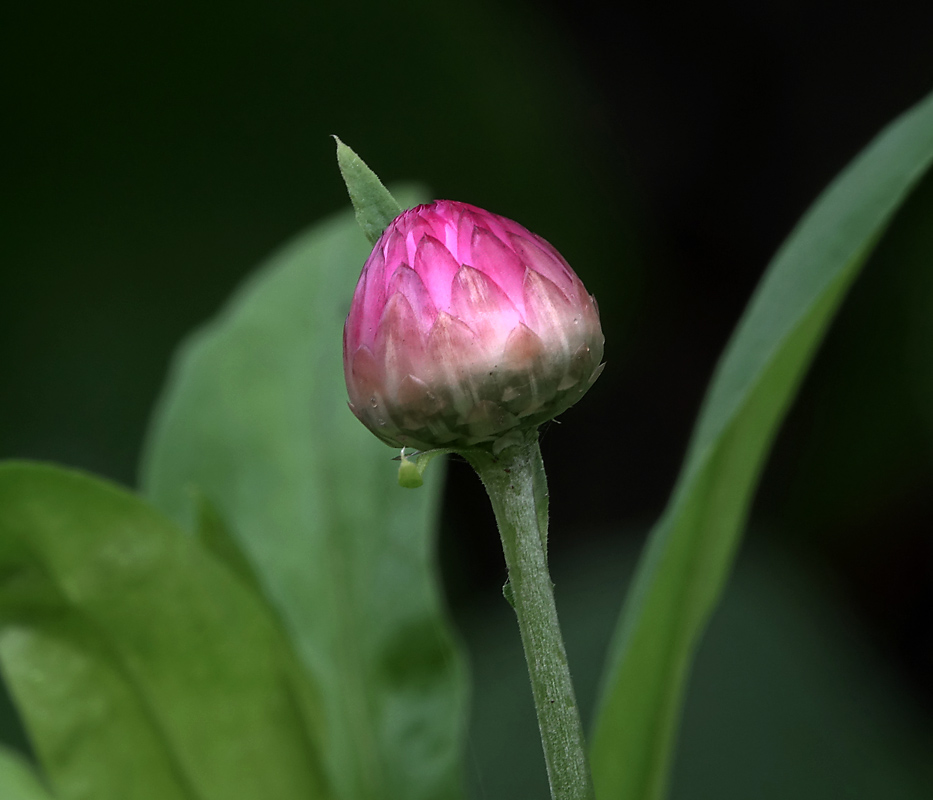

left=590, top=89, right=933, bottom=800
left=140, top=195, right=467, bottom=800
left=335, top=137, right=404, bottom=245
left=0, top=749, right=54, bottom=800
left=0, top=461, right=329, bottom=800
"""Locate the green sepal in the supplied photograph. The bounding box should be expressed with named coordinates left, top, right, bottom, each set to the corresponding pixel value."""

left=334, top=137, right=403, bottom=245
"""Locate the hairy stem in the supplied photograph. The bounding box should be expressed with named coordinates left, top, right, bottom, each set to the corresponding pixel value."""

left=466, top=434, right=595, bottom=800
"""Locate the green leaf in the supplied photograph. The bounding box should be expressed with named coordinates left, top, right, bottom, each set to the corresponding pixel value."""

left=463, top=535, right=933, bottom=800
left=191, top=489, right=265, bottom=597
left=590, top=90, right=933, bottom=800
left=0, top=749, right=54, bottom=800
left=0, top=461, right=328, bottom=800
left=139, top=196, right=467, bottom=800
left=334, top=137, right=404, bottom=245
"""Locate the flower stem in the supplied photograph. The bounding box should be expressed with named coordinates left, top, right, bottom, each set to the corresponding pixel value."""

left=465, top=433, right=595, bottom=800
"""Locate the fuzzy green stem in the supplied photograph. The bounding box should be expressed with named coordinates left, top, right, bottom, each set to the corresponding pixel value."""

left=465, top=433, right=595, bottom=800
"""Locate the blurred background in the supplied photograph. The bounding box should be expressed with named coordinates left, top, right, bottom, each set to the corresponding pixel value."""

left=3, top=0, right=932, bottom=797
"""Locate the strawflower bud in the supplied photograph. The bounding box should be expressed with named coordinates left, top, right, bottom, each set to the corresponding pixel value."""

left=343, top=200, right=604, bottom=451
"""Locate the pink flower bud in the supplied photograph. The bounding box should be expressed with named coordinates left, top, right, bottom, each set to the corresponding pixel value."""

left=343, top=200, right=604, bottom=451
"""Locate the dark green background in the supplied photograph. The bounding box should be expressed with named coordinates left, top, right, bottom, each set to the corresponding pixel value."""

left=3, top=0, right=932, bottom=796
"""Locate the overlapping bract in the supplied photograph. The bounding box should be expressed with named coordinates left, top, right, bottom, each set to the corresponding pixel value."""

left=343, top=200, right=604, bottom=450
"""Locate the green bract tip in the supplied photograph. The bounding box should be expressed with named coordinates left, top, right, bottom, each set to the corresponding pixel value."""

left=334, top=137, right=403, bottom=245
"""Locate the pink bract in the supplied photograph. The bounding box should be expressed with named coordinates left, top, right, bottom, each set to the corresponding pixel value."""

left=343, top=200, right=604, bottom=451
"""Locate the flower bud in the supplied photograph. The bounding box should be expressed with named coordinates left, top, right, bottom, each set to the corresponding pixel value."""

left=343, top=200, right=604, bottom=451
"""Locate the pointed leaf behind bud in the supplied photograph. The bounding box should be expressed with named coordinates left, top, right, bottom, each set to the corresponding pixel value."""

left=334, top=137, right=403, bottom=244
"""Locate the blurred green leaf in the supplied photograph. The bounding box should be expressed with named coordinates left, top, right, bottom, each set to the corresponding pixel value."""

left=192, top=490, right=265, bottom=597
left=671, top=544, right=933, bottom=800
left=0, top=462, right=328, bottom=800
left=140, top=193, right=467, bottom=800
left=463, top=534, right=933, bottom=800
left=0, top=748, right=53, bottom=800
left=590, top=89, right=933, bottom=800
left=772, top=170, right=933, bottom=542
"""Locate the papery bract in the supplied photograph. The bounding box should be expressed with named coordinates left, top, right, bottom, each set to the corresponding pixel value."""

left=343, top=200, right=604, bottom=450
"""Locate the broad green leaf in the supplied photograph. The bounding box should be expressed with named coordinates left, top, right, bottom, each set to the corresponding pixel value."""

left=139, top=194, right=467, bottom=800
left=590, top=89, right=933, bottom=800
left=0, top=749, right=54, bottom=800
left=0, top=462, right=328, bottom=800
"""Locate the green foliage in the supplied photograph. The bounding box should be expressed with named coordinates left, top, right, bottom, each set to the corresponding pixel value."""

left=0, top=748, right=53, bottom=800
left=1, top=76, right=930, bottom=800
left=139, top=195, right=467, bottom=800
left=778, top=169, right=933, bottom=537
left=0, top=462, right=328, bottom=800
left=464, top=536, right=933, bottom=800
left=335, top=138, right=404, bottom=245
left=589, top=90, right=933, bottom=799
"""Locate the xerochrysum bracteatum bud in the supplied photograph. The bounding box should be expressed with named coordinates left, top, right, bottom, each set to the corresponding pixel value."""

left=343, top=200, right=604, bottom=452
